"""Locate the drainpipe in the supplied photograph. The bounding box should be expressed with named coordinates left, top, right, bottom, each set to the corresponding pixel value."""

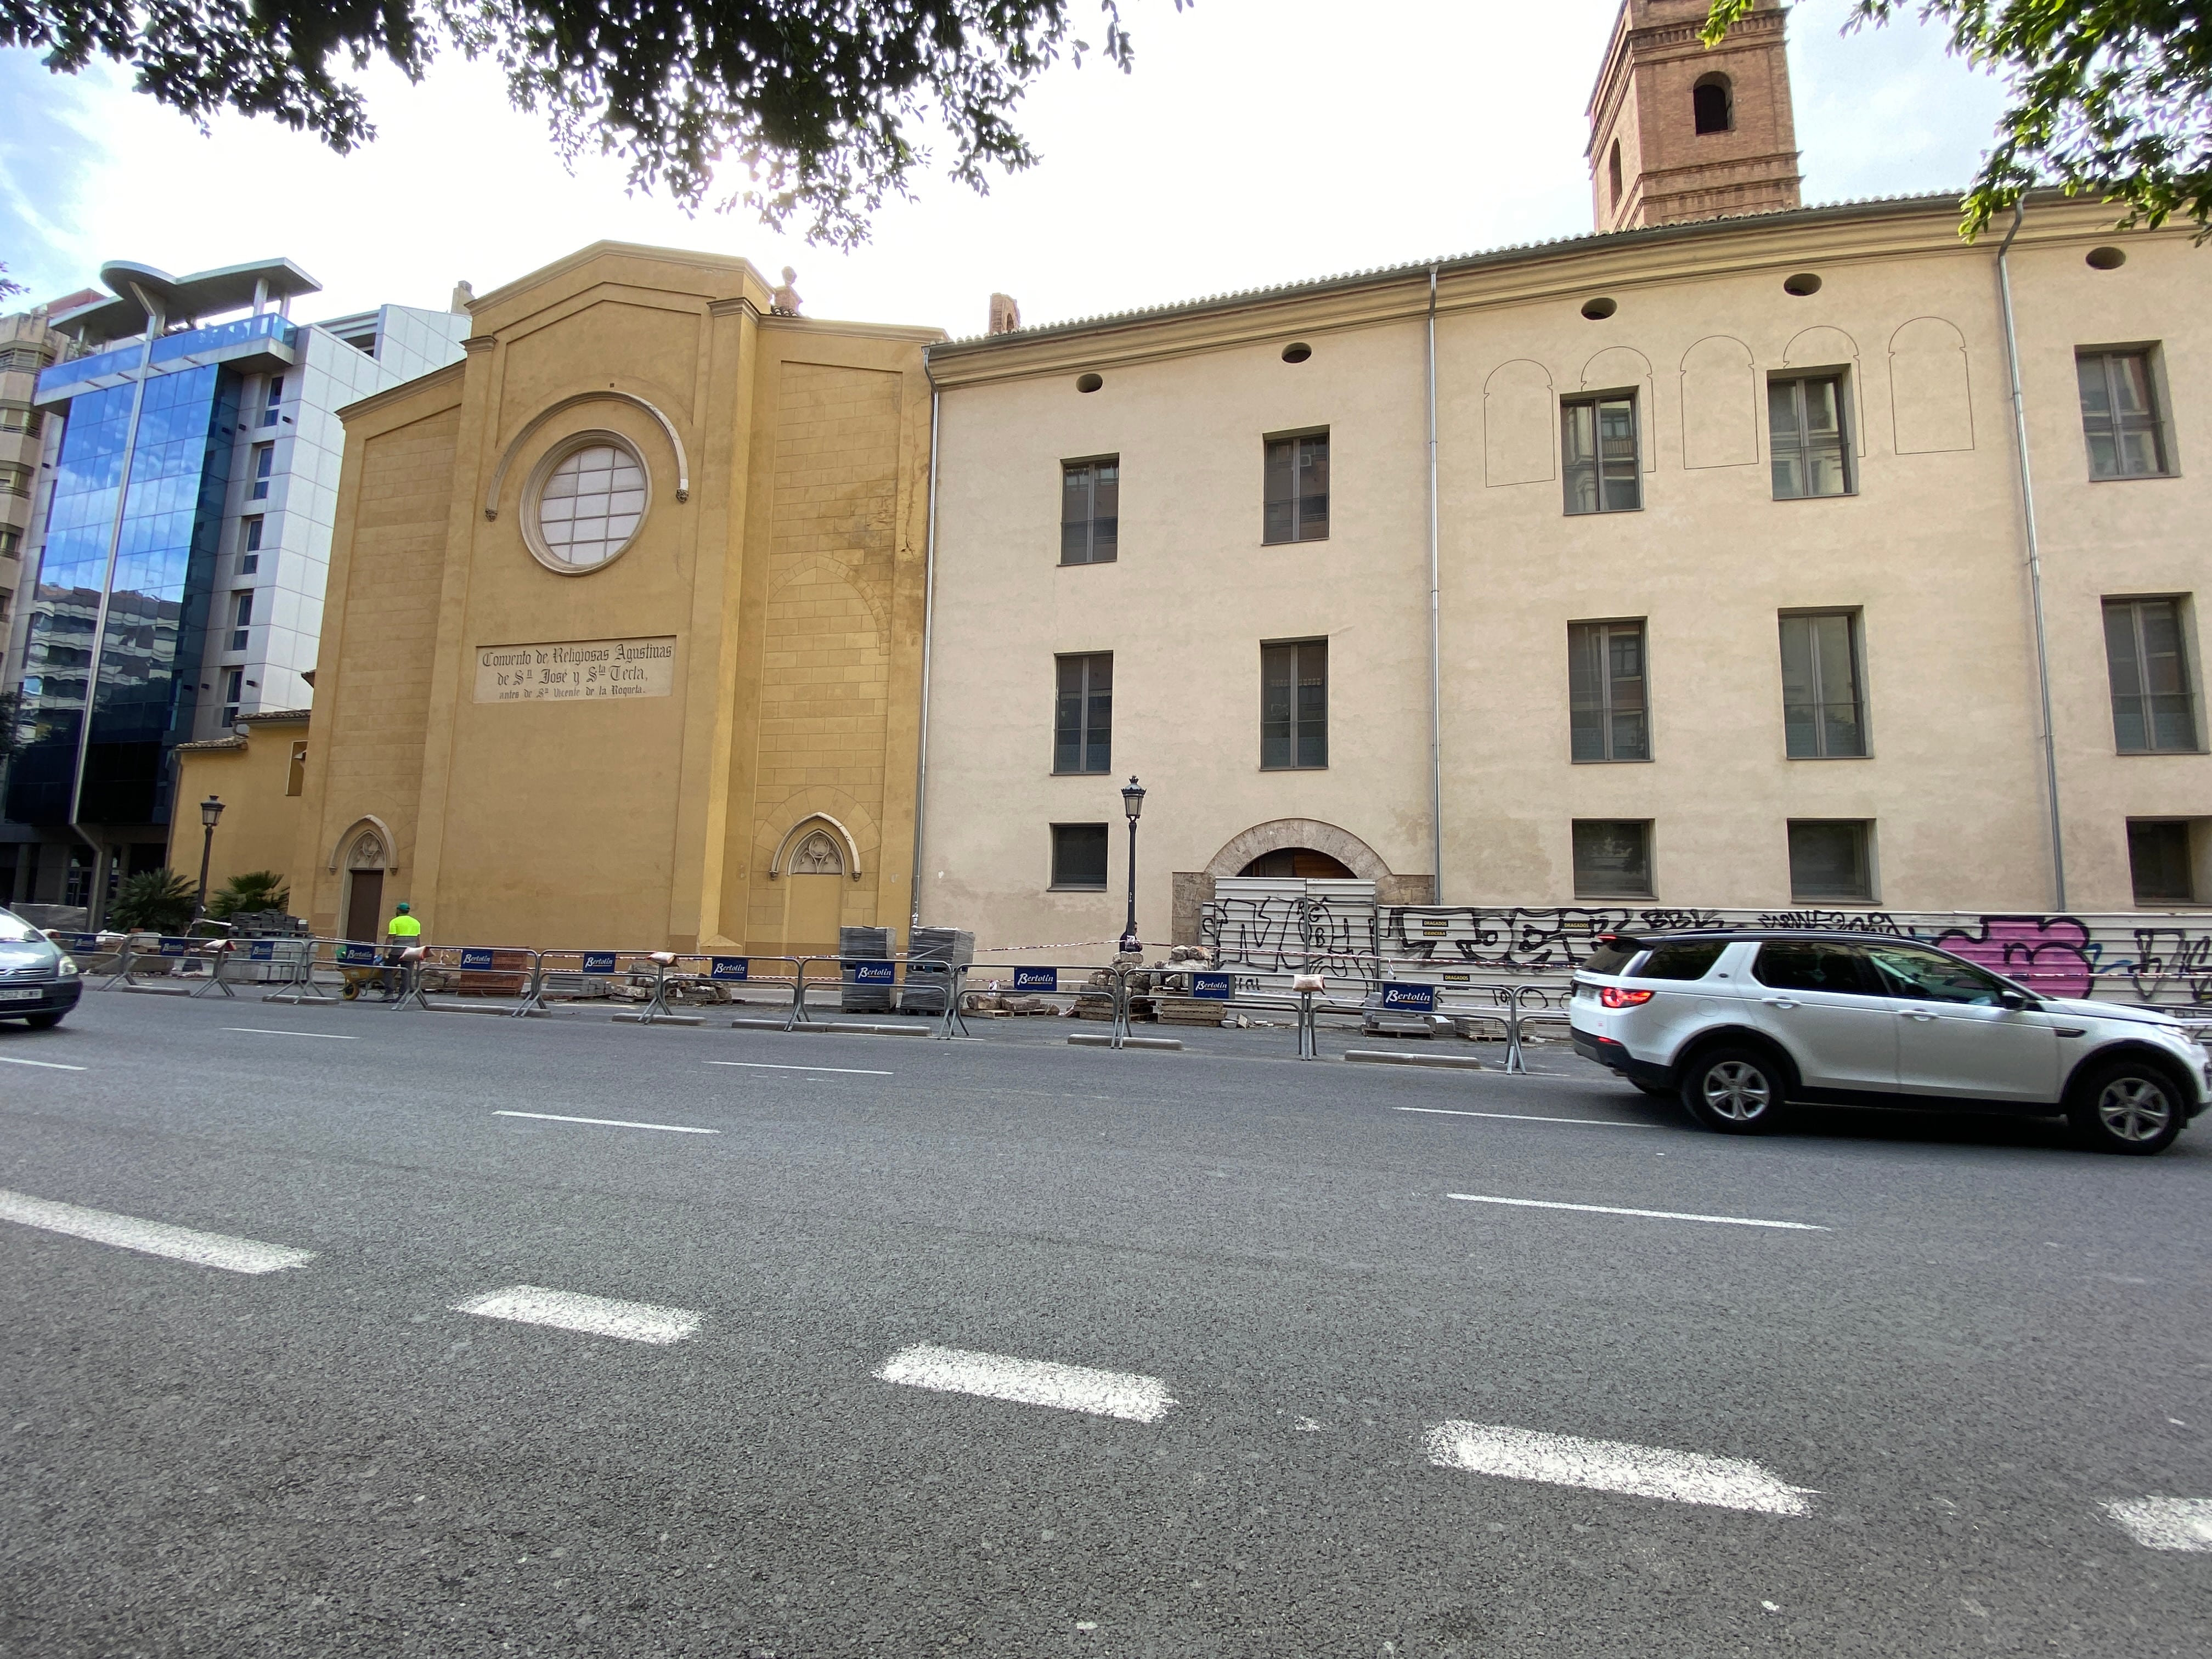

left=1995, top=202, right=2068, bottom=909
left=67, top=294, right=162, bottom=926
left=907, top=377, right=942, bottom=938
left=1425, top=267, right=1445, bottom=905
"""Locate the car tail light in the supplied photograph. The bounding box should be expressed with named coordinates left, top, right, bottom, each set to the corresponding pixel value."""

left=1599, top=986, right=1654, bottom=1009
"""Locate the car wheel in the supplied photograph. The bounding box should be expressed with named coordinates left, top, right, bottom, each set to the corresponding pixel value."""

left=1680, top=1046, right=1785, bottom=1134
left=24, top=1011, right=63, bottom=1030
left=2067, top=1058, right=2184, bottom=1155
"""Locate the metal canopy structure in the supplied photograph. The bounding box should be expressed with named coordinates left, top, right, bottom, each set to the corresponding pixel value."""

left=49, top=257, right=323, bottom=345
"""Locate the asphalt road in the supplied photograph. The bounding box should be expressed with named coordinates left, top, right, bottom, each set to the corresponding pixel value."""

left=1, top=989, right=2207, bottom=1657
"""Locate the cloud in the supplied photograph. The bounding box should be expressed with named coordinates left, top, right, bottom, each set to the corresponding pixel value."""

left=1, top=1, right=2013, bottom=336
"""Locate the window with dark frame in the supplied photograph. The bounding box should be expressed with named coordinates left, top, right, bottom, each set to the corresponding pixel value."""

left=2128, top=820, right=2199, bottom=905
left=1787, top=819, right=1875, bottom=902
left=1562, top=394, right=1640, bottom=514
left=1050, top=823, right=1110, bottom=890
left=1261, top=639, right=1328, bottom=769
left=220, top=667, right=244, bottom=727
left=2103, top=596, right=2200, bottom=752
left=249, top=442, right=274, bottom=500
left=241, top=514, right=263, bottom=574
left=1692, top=76, right=1732, bottom=134
left=1060, top=458, right=1119, bottom=565
left=262, top=375, right=285, bottom=428
left=2078, top=349, right=2171, bottom=478
left=1779, top=611, right=1867, bottom=758
left=1769, top=375, right=1852, bottom=499
left=1053, top=652, right=1113, bottom=774
left=1568, top=620, right=1649, bottom=762
left=1262, top=432, right=1329, bottom=544
left=1571, top=819, right=1653, bottom=898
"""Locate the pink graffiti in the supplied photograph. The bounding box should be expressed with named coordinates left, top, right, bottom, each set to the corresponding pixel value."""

left=1931, top=915, right=2095, bottom=998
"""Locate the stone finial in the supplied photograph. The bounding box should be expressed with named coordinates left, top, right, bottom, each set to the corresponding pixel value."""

left=988, top=293, right=1021, bottom=335
left=772, top=266, right=803, bottom=315
left=450, top=279, right=475, bottom=313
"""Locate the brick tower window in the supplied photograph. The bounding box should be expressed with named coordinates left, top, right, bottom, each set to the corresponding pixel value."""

left=1693, top=74, right=1732, bottom=134
left=1607, top=140, right=1623, bottom=207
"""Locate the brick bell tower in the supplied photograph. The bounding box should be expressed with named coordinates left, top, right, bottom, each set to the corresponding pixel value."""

left=1587, top=0, right=1803, bottom=233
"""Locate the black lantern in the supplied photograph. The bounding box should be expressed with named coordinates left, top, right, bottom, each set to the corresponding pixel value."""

left=194, top=795, right=225, bottom=921
left=1118, top=776, right=1146, bottom=955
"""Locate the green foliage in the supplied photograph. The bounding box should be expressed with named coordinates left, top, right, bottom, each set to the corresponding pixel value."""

left=1705, top=0, right=2212, bottom=240
left=111, top=868, right=196, bottom=934
left=0, top=263, right=23, bottom=301
left=207, top=870, right=291, bottom=919
left=0, top=1, right=1184, bottom=247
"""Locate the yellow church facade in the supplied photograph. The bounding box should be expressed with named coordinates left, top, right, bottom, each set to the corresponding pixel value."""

left=267, top=244, right=937, bottom=952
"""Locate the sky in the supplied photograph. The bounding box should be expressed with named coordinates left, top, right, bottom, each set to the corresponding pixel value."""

left=0, top=1, right=2010, bottom=338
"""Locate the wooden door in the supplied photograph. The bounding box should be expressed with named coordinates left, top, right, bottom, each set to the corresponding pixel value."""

left=345, top=869, right=384, bottom=943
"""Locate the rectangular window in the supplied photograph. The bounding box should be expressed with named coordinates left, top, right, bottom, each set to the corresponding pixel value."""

left=2078, top=349, right=2170, bottom=479
left=1779, top=611, right=1867, bottom=758
left=1562, top=394, right=1640, bottom=514
left=1050, top=823, right=1110, bottom=890
left=0, top=401, right=41, bottom=437
left=1788, top=819, right=1876, bottom=903
left=249, top=443, right=274, bottom=499
left=1262, top=432, right=1329, bottom=544
left=0, top=345, right=51, bottom=374
left=2128, top=820, right=2200, bottom=905
left=240, top=515, right=263, bottom=574
left=1060, top=458, right=1119, bottom=565
left=2104, top=596, right=2200, bottom=753
left=1260, top=639, right=1328, bottom=769
left=220, top=667, right=244, bottom=727
left=1769, top=374, right=1852, bottom=499
left=1572, top=819, right=1653, bottom=898
left=1054, top=652, right=1113, bottom=774
left=262, top=375, right=285, bottom=428
left=229, top=590, right=253, bottom=652
left=1567, top=620, right=1649, bottom=762
left=287, top=741, right=308, bottom=798
left=0, top=527, right=19, bottom=558
left=0, top=462, right=29, bottom=498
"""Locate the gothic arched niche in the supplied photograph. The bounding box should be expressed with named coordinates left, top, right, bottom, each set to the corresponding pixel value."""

left=790, top=830, right=843, bottom=876
left=1483, top=359, right=1557, bottom=488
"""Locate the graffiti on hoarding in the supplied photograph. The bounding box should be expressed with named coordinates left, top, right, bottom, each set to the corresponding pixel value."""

left=1200, top=897, right=2212, bottom=1010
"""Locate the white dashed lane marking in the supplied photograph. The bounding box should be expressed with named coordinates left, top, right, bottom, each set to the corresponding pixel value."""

left=1426, top=1421, right=1816, bottom=1516
left=2105, top=1498, right=2212, bottom=1550
left=494, top=1110, right=719, bottom=1135
left=453, top=1285, right=701, bottom=1345
left=877, top=1344, right=1175, bottom=1423
left=224, top=1028, right=360, bottom=1040
left=0, top=1189, right=316, bottom=1274
left=1448, top=1193, right=1827, bottom=1231
left=706, top=1060, right=894, bottom=1076
left=1397, top=1105, right=1661, bottom=1129
left=0, top=1054, right=86, bottom=1070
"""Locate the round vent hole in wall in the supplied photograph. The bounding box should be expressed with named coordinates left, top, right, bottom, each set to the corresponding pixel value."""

left=1075, top=372, right=1103, bottom=393
left=1579, top=297, right=1617, bottom=320
left=2086, top=246, right=2128, bottom=270
left=1281, top=342, right=1313, bottom=364
left=1783, top=272, right=1823, bottom=297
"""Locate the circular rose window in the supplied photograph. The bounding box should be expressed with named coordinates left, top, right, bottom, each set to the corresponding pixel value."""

left=524, top=435, right=649, bottom=573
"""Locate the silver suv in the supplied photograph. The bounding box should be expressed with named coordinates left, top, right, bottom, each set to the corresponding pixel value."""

left=1569, top=931, right=2210, bottom=1154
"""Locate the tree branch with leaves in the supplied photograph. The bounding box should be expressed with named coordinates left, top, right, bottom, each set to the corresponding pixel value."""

left=1, top=0, right=1184, bottom=247
left=1705, top=0, right=2212, bottom=239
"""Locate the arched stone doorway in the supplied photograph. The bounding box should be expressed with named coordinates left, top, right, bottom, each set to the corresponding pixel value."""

left=781, top=828, right=846, bottom=955
left=1238, top=847, right=1356, bottom=879
left=343, top=830, right=388, bottom=943
left=1173, top=818, right=1431, bottom=944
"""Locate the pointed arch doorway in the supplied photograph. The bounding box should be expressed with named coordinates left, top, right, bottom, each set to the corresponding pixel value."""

left=781, top=829, right=845, bottom=956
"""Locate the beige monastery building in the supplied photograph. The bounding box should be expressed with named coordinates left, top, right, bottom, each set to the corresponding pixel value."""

left=173, top=0, right=2209, bottom=955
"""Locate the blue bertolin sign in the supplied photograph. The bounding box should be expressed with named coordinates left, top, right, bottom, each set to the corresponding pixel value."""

left=581, top=951, right=617, bottom=974
left=1013, top=966, right=1059, bottom=992
left=460, top=947, right=496, bottom=971
left=1190, top=973, right=1234, bottom=1000
left=1379, top=982, right=1437, bottom=1012
left=849, top=960, right=895, bottom=985
left=710, top=956, right=750, bottom=981
left=159, top=937, right=187, bottom=956
left=51, top=932, right=98, bottom=950
left=336, top=943, right=380, bottom=966
left=248, top=940, right=276, bottom=961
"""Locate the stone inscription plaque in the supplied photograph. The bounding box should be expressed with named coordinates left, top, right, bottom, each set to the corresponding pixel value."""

left=475, top=636, right=676, bottom=703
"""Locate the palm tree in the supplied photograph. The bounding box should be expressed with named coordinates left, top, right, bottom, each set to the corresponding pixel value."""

left=111, top=869, right=196, bottom=934
left=208, top=870, right=291, bottom=919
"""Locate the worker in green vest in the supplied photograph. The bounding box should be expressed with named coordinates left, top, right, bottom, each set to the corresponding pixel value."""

left=383, top=901, right=422, bottom=997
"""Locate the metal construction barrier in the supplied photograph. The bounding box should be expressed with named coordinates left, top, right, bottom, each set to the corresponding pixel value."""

left=391, top=943, right=541, bottom=1014
left=936, top=960, right=1130, bottom=1042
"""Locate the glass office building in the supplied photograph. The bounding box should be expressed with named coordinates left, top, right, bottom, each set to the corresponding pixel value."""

left=0, top=258, right=466, bottom=918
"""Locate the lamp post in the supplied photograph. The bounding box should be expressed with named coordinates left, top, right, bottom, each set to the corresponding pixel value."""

left=1118, top=776, right=1146, bottom=956
left=194, top=794, right=224, bottom=921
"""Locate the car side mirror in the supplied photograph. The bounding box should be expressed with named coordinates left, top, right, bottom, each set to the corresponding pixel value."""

left=1999, top=990, right=2030, bottom=1011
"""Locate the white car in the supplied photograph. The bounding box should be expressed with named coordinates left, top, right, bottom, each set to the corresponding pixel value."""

left=1568, top=930, right=2210, bottom=1154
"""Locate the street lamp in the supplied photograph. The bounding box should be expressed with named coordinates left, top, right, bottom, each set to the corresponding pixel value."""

left=1119, top=776, right=1146, bottom=956
left=194, top=794, right=224, bottom=921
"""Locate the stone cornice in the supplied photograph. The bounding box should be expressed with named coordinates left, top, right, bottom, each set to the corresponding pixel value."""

left=335, top=358, right=466, bottom=427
